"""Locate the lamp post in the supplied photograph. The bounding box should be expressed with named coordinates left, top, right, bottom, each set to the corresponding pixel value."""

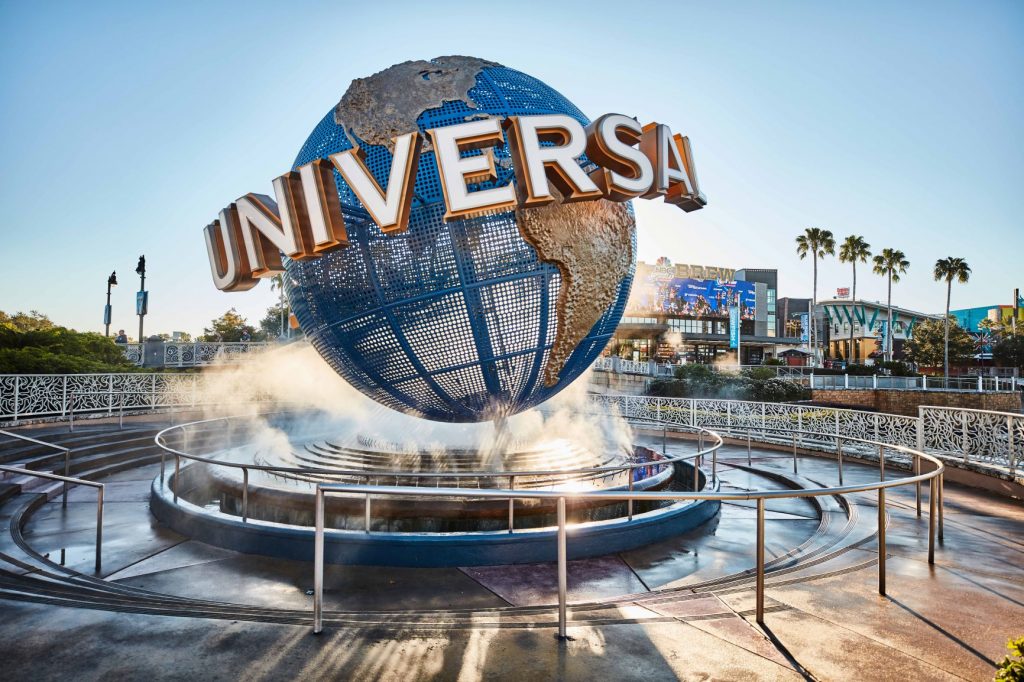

left=136, top=256, right=147, bottom=342
left=104, top=271, right=117, bottom=337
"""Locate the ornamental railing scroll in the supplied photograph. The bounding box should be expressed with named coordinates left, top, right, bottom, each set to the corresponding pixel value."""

left=593, top=395, right=922, bottom=466
left=162, top=342, right=272, bottom=367
left=920, top=406, right=1021, bottom=472
left=120, top=343, right=145, bottom=366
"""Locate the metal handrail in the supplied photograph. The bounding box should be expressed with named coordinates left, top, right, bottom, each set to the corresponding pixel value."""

left=0, top=464, right=103, bottom=572
left=0, top=429, right=73, bottom=507
left=154, top=413, right=724, bottom=523
left=311, top=424, right=945, bottom=638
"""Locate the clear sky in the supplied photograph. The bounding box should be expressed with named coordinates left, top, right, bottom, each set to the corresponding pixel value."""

left=1, top=1, right=1021, bottom=338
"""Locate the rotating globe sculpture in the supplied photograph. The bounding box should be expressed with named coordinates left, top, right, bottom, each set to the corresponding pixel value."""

left=286, top=57, right=636, bottom=422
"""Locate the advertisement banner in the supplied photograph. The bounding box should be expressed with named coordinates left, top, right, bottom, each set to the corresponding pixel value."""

left=729, top=305, right=740, bottom=349
left=799, top=313, right=809, bottom=343
left=630, top=276, right=756, bottom=319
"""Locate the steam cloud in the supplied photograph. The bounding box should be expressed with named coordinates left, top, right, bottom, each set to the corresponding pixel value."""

left=195, top=342, right=634, bottom=474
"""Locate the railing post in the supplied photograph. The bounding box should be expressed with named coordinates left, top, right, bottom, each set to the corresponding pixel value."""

left=878, top=487, right=886, bottom=595
left=938, top=473, right=944, bottom=543
left=922, top=374, right=927, bottom=391
left=242, top=468, right=249, bottom=522
left=508, top=475, right=515, bottom=533
left=173, top=455, right=180, bottom=503
left=977, top=375, right=983, bottom=393
left=557, top=496, right=568, bottom=640
left=662, top=427, right=667, bottom=455
left=364, top=492, right=371, bottom=533
left=878, top=444, right=885, bottom=481
left=916, top=408, right=925, bottom=516
left=792, top=433, right=798, bottom=474
left=62, top=448, right=70, bottom=507
left=693, top=452, right=699, bottom=491
left=107, top=375, right=114, bottom=416
left=747, top=431, right=752, bottom=466
left=313, top=486, right=324, bottom=635
left=14, top=375, right=22, bottom=423
left=627, top=473, right=634, bottom=521
left=690, top=399, right=696, bottom=429
left=151, top=373, right=157, bottom=412
left=797, top=407, right=803, bottom=449
left=95, top=485, right=104, bottom=574
left=836, top=438, right=844, bottom=484
left=756, top=497, right=765, bottom=624
left=1008, top=416, right=1016, bottom=475
left=928, top=475, right=936, bottom=564
left=844, top=373, right=849, bottom=389
left=873, top=374, right=878, bottom=389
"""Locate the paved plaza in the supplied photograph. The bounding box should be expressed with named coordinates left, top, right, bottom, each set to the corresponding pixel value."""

left=1, top=418, right=1021, bottom=680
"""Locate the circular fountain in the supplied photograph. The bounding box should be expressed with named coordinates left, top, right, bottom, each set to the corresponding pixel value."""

left=150, top=408, right=720, bottom=567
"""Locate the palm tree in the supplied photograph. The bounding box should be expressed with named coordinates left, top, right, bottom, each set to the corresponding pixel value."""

left=933, top=257, right=971, bottom=380
left=839, top=235, right=871, bottom=365
left=871, top=249, right=910, bottom=362
left=270, top=274, right=287, bottom=340
left=795, top=228, right=835, bottom=366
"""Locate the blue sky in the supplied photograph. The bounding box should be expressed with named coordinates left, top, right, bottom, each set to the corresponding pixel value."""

left=1, top=1, right=1021, bottom=338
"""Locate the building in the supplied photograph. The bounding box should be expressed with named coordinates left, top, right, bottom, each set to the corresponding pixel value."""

left=776, top=297, right=811, bottom=339
left=609, top=258, right=799, bottom=364
left=952, top=301, right=1024, bottom=333
left=818, top=298, right=940, bottom=364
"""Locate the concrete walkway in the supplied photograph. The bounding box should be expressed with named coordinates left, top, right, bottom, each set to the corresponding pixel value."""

left=1, top=442, right=1022, bottom=680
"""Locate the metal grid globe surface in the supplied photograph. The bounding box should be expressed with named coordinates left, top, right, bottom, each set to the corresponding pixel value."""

left=286, top=61, right=636, bottom=422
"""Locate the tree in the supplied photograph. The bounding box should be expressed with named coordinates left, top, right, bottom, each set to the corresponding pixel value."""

left=259, top=302, right=302, bottom=340
left=202, top=309, right=257, bottom=342
left=872, top=248, right=909, bottom=362
left=932, top=257, right=971, bottom=380
left=0, top=310, right=55, bottom=333
left=795, top=228, right=835, bottom=367
left=0, top=310, right=138, bottom=373
left=905, top=317, right=974, bottom=368
left=270, top=274, right=288, bottom=339
left=839, top=235, right=871, bottom=363
left=993, top=330, right=1024, bottom=372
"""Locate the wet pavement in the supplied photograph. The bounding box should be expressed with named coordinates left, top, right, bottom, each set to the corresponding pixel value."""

left=1, top=441, right=1022, bottom=680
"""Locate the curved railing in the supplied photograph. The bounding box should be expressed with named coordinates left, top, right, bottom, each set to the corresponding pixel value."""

left=312, top=422, right=947, bottom=637
left=154, top=413, right=724, bottom=524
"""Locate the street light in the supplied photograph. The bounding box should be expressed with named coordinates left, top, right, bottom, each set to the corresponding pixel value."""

left=135, top=255, right=147, bottom=342
left=104, top=271, right=117, bottom=337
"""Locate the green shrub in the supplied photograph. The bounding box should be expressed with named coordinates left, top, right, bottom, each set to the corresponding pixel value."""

left=996, top=636, right=1024, bottom=681
left=649, top=370, right=808, bottom=403
left=877, top=360, right=917, bottom=376
left=0, top=322, right=139, bottom=374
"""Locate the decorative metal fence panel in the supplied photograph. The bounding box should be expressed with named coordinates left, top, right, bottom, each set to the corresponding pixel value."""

left=162, top=342, right=271, bottom=367
left=592, top=357, right=1020, bottom=393
left=1, top=376, right=1019, bottom=474
left=920, top=406, right=1022, bottom=469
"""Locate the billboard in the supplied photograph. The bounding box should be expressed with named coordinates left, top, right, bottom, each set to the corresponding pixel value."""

left=729, top=305, right=740, bottom=348
left=630, top=277, right=756, bottom=319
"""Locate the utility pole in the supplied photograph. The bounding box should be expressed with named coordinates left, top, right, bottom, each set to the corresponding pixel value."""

left=136, top=256, right=147, bottom=343
left=104, top=271, right=117, bottom=337
left=1014, top=287, right=1020, bottom=336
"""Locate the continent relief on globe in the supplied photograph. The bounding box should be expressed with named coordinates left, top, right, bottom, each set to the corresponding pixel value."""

left=333, top=56, right=634, bottom=387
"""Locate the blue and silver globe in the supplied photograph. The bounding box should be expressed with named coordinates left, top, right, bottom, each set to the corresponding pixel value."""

left=286, top=57, right=636, bottom=422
